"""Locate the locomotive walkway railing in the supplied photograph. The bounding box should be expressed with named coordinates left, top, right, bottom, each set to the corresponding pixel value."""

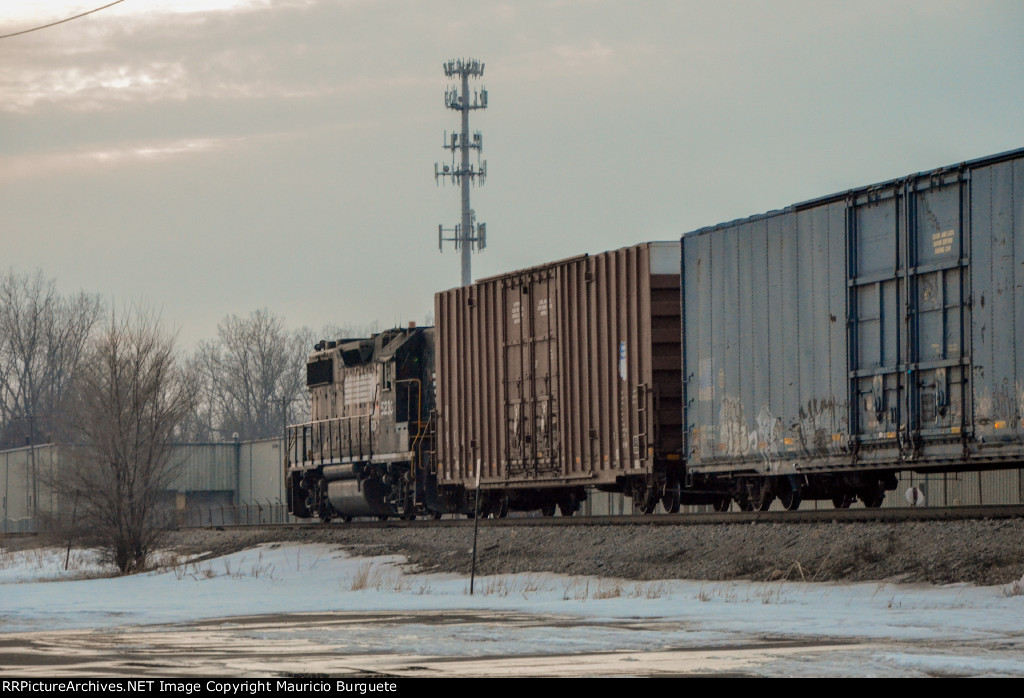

left=286, top=413, right=375, bottom=468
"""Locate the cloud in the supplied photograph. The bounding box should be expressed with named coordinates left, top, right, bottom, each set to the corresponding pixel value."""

left=1, top=62, right=189, bottom=112
left=0, top=136, right=230, bottom=182
left=2, top=0, right=275, bottom=26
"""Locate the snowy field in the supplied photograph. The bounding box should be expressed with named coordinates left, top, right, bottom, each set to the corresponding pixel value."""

left=1, top=543, right=1023, bottom=677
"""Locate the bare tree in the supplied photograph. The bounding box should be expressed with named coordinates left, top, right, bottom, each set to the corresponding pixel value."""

left=190, top=309, right=307, bottom=441
left=181, top=312, right=386, bottom=443
left=0, top=270, right=103, bottom=447
left=60, top=307, right=197, bottom=573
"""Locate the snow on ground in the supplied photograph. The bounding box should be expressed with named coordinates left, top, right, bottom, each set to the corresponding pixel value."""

left=2, top=543, right=1023, bottom=676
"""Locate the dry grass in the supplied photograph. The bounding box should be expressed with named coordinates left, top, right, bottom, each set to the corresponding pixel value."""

left=467, top=573, right=547, bottom=598
left=561, top=576, right=646, bottom=600
left=1003, top=573, right=1024, bottom=598
left=349, top=561, right=412, bottom=592
left=0, top=546, right=113, bottom=580
left=165, top=550, right=277, bottom=581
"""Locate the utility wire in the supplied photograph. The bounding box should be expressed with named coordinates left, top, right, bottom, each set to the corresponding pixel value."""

left=0, top=1, right=126, bottom=40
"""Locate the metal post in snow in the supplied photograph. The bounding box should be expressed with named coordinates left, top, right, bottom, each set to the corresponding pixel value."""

left=470, top=460, right=481, bottom=595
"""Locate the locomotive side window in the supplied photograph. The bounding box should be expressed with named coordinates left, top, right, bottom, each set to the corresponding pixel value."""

left=306, top=357, right=333, bottom=387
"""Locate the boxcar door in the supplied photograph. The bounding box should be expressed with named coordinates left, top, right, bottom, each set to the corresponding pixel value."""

left=847, top=171, right=971, bottom=462
left=503, top=270, right=560, bottom=478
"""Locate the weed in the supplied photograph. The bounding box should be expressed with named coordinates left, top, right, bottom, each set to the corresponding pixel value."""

left=467, top=573, right=548, bottom=598
left=751, top=584, right=787, bottom=605
left=1002, top=573, right=1024, bottom=598
left=562, top=577, right=590, bottom=601
left=350, top=561, right=375, bottom=590
left=591, top=580, right=623, bottom=599
left=248, top=551, right=276, bottom=580
left=348, top=561, right=411, bottom=592
left=631, top=581, right=669, bottom=599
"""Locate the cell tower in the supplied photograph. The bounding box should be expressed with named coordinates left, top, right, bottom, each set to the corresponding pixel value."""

left=435, top=58, right=487, bottom=287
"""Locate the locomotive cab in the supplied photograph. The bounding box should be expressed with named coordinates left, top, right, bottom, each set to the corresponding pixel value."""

left=285, top=326, right=435, bottom=522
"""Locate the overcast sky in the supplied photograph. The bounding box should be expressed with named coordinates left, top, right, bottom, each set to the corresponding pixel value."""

left=1, top=0, right=1022, bottom=347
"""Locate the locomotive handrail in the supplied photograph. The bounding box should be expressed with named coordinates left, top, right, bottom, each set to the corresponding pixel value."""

left=286, top=407, right=379, bottom=468
left=397, top=378, right=426, bottom=475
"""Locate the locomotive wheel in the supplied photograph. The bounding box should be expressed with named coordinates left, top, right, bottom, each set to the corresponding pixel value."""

left=432, top=511, right=443, bottom=520
left=342, top=515, right=353, bottom=523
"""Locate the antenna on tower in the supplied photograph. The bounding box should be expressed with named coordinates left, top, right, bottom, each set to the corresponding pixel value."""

left=436, top=58, right=488, bottom=287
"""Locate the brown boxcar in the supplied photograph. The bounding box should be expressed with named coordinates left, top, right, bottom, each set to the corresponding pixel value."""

left=434, top=242, right=687, bottom=514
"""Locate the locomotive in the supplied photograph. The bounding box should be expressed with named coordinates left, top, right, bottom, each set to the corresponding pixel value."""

left=285, top=147, right=1024, bottom=520
left=285, top=327, right=438, bottom=521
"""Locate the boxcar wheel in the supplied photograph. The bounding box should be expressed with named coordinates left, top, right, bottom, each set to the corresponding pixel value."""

left=859, top=488, right=885, bottom=508
left=778, top=479, right=801, bottom=511
left=832, top=494, right=854, bottom=509
left=751, top=481, right=775, bottom=512
left=661, top=481, right=681, bottom=514
left=558, top=493, right=577, bottom=517
left=540, top=503, right=556, bottom=517
left=779, top=487, right=801, bottom=511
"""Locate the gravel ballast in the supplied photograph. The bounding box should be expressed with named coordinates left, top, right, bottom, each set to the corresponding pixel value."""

left=159, top=518, right=1024, bottom=587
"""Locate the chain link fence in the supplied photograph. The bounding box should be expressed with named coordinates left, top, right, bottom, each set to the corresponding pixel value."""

left=178, top=502, right=296, bottom=528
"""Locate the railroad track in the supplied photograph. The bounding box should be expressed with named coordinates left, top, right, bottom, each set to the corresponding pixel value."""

left=178, top=503, right=1024, bottom=533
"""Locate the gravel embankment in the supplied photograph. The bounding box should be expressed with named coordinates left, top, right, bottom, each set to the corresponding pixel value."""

left=159, top=518, right=1024, bottom=587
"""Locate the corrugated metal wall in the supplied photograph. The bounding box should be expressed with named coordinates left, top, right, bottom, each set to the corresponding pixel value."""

left=0, top=439, right=288, bottom=532
left=1, top=445, right=58, bottom=533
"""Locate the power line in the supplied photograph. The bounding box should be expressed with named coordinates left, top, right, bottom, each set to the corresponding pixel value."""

left=0, top=1, right=126, bottom=40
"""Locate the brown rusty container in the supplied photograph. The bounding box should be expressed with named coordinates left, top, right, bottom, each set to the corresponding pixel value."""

left=434, top=241, right=681, bottom=491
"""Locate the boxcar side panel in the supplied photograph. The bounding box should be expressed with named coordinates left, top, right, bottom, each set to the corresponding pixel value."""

left=684, top=148, right=1024, bottom=478
left=436, top=243, right=681, bottom=491
left=971, top=156, right=1024, bottom=452
left=684, top=200, right=851, bottom=476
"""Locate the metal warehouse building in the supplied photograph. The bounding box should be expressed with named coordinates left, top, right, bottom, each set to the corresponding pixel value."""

left=1, top=438, right=292, bottom=533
